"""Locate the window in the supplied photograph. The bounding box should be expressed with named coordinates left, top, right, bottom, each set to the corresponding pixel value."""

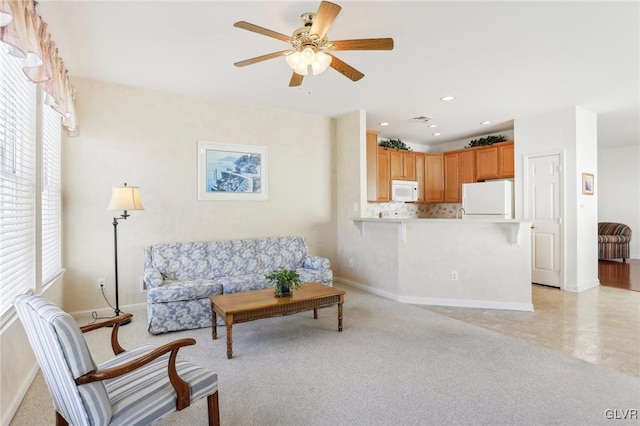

left=0, top=48, right=64, bottom=320
left=0, top=50, right=37, bottom=317
left=41, top=97, right=62, bottom=284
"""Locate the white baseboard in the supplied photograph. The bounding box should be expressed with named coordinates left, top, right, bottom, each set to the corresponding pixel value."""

left=398, top=296, right=534, bottom=312
left=69, top=302, right=147, bottom=318
left=3, top=363, right=39, bottom=426
left=334, top=277, right=400, bottom=302
left=565, top=280, right=600, bottom=293
left=334, top=277, right=534, bottom=312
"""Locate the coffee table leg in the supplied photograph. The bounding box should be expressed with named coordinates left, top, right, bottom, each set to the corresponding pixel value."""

left=226, top=320, right=233, bottom=359
left=212, top=310, right=217, bottom=340
left=314, top=307, right=318, bottom=319
left=338, top=302, right=343, bottom=332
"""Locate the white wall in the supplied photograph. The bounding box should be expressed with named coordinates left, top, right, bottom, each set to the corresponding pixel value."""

left=598, top=145, right=640, bottom=259
left=62, top=78, right=337, bottom=313
left=514, top=106, right=599, bottom=292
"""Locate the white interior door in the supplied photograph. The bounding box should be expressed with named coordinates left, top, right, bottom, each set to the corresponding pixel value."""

left=527, top=154, right=562, bottom=287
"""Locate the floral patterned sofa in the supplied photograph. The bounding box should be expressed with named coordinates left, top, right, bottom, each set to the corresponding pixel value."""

left=144, top=236, right=332, bottom=334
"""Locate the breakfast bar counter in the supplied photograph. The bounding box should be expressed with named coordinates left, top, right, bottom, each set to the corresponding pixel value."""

left=345, top=217, right=533, bottom=312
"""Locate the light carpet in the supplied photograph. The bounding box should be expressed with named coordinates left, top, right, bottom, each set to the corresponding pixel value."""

left=11, top=283, right=640, bottom=425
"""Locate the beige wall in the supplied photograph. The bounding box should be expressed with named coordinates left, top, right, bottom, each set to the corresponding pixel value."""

left=63, top=78, right=337, bottom=313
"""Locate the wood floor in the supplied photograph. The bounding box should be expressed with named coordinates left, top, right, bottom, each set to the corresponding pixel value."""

left=422, top=260, right=640, bottom=378
left=599, top=258, right=640, bottom=292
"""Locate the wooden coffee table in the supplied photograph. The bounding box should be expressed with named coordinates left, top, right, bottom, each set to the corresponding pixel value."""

left=210, top=283, right=345, bottom=359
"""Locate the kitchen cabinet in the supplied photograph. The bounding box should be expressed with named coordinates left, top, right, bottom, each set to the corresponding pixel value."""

left=415, top=153, right=425, bottom=202
left=390, top=150, right=417, bottom=181
left=366, top=131, right=391, bottom=202
left=475, top=141, right=514, bottom=181
left=424, top=154, right=444, bottom=203
left=444, top=150, right=476, bottom=203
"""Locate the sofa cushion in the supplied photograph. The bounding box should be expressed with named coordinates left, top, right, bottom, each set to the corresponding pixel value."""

left=209, top=239, right=261, bottom=278
left=258, top=236, right=307, bottom=273
left=147, top=279, right=222, bottom=303
left=149, top=242, right=212, bottom=280
left=215, top=274, right=271, bottom=294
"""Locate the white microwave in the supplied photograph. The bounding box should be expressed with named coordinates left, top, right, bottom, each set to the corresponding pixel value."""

left=391, top=180, right=418, bottom=202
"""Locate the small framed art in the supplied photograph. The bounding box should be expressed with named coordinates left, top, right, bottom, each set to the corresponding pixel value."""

left=582, top=173, right=594, bottom=195
left=197, top=141, right=268, bottom=201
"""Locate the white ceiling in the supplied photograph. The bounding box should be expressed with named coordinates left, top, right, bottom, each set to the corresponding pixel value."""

left=36, top=0, right=639, bottom=149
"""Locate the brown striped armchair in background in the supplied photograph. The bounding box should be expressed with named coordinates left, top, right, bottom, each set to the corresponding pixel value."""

left=598, top=222, right=632, bottom=262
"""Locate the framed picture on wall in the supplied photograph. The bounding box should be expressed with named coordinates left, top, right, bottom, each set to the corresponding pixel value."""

left=197, top=141, right=268, bottom=201
left=582, top=172, right=594, bottom=195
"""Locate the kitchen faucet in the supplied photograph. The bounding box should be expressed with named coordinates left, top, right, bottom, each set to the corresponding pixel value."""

left=456, top=207, right=465, bottom=219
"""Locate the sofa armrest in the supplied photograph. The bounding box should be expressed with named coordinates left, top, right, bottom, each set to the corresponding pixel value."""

left=303, top=255, right=330, bottom=270
left=144, top=267, right=164, bottom=288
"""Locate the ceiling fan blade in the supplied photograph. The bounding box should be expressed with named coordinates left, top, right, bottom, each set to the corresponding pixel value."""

left=289, top=72, right=304, bottom=87
left=310, top=1, right=342, bottom=39
left=234, top=21, right=290, bottom=42
left=234, top=50, right=291, bottom=67
left=327, top=54, right=364, bottom=82
left=331, top=38, right=394, bottom=51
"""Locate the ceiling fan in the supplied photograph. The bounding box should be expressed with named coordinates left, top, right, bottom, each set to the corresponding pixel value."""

left=233, top=1, right=394, bottom=87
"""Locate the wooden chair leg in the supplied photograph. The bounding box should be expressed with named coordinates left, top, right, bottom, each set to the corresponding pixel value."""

left=56, top=411, right=69, bottom=426
left=208, top=391, right=220, bottom=426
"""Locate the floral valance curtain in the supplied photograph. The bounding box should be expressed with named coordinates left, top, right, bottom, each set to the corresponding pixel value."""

left=0, top=0, right=77, bottom=130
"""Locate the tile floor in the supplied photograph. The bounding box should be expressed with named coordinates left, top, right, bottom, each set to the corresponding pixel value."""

left=421, top=284, right=640, bottom=378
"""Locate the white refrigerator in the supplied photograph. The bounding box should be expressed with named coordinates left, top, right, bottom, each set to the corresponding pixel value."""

left=461, top=180, right=514, bottom=219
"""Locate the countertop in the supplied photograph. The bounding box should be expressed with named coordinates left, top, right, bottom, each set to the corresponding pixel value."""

left=351, top=217, right=529, bottom=224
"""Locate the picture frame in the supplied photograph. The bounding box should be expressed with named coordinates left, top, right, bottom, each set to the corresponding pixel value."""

left=582, top=172, right=594, bottom=195
left=197, top=141, right=268, bottom=201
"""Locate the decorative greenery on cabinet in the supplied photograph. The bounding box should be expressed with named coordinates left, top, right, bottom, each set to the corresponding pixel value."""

left=466, top=135, right=506, bottom=148
left=379, top=138, right=412, bottom=151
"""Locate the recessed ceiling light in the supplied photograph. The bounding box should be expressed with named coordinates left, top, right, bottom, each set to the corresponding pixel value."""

left=433, top=132, right=442, bottom=136
left=440, top=96, right=454, bottom=101
left=480, top=121, right=492, bottom=125
left=379, top=122, right=389, bottom=126
left=428, top=124, right=438, bottom=128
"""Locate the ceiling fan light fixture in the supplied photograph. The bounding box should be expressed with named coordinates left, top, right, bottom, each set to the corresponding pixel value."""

left=311, top=51, right=332, bottom=75
left=301, top=46, right=316, bottom=65
left=286, top=51, right=301, bottom=68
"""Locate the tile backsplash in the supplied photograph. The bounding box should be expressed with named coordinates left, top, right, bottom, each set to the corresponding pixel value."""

left=366, top=202, right=462, bottom=219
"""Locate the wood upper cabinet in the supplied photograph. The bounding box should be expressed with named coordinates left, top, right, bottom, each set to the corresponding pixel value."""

left=424, top=154, right=444, bottom=203
left=376, top=148, right=391, bottom=201
left=390, top=150, right=416, bottom=181
left=475, top=141, right=514, bottom=181
left=444, top=153, right=460, bottom=203
left=366, top=131, right=391, bottom=202
left=444, top=150, right=476, bottom=203
left=415, top=153, right=425, bottom=202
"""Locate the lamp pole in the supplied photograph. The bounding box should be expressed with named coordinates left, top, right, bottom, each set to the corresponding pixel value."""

left=112, top=211, right=130, bottom=319
left=107, top=182, right=143, bottom=326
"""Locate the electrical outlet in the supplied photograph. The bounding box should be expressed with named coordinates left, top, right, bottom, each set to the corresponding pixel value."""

left=97, top=278, right=106, bottom=289
left=450, top=271, right=459, bottom=281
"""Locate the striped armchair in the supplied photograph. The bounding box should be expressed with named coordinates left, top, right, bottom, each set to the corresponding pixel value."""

left=14, top=295, right=220, bottom=426
left=598, top=222, right=632, bottom=262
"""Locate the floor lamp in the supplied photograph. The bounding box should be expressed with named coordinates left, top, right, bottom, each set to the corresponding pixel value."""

left=107, top=183, right=144, bottom=325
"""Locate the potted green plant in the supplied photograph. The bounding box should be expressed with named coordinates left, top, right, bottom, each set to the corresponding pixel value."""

left=266, top=267, right=303, bottom=297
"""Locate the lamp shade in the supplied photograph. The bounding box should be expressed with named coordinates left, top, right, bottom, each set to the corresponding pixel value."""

left=107, top=185, right=144, bottom=211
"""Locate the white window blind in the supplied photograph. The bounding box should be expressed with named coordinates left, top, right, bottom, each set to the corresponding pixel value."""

left=41, top=99, right=62, bottom=284
left=0, top=50, right=37, bottom=316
